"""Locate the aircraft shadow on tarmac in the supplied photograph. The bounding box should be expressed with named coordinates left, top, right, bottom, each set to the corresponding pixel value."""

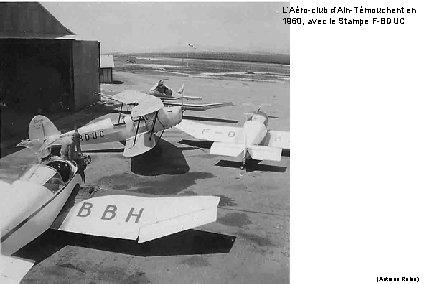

left=183, top=115, right=238, bottom=124
left=82, top=139, right=191, bottom=176
left=178, top=139, right=214, bottom=150
left=14, top=229, right=236, bottom=265
left=131, top=139, right=190, bottom=176
left=178, top=140, right=290, bottom=158
left=282, top=149, right=290, bottom=157
left=82, top=148, right=124, bottom=153
left=216, top=160, right=287, bottom=173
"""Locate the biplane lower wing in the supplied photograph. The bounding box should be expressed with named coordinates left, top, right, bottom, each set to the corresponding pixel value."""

left=51, top=189, right=220, bottom=243
left=123, top=132, right=160, bottom=157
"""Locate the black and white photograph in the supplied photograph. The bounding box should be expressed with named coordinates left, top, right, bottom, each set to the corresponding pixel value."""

left=0, top=2, right=290, bottom=283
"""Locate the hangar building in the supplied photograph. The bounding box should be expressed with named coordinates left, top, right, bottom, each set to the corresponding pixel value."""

left=100, top=55, right=115, bottom=83
left=0, top=2, right=100, bottom=112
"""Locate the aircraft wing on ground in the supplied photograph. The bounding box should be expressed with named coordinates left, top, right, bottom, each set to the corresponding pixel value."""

left=175, top=119, right=243, bottom=143
left=262, top=130, right=290, bottom=150
left=51, top=188, right=220, bottom=243
left=164, top=101, right=233, bottom=111
left=0, top=255, right=34, bottom=283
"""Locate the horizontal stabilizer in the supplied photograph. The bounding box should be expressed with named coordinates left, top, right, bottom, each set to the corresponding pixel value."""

left=248, top=145, right=282, bottom=161
left=0, top=255, right=34, bottom=283
left=55, top=195, right=220, bottom=243
left=123, top=132, right=159, bottom=157
left=210, top=142, right=245, bottom=158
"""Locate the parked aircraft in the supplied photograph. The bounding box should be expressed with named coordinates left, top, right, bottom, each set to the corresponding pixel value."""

left=18, top=93, right=183, bottom=159
left=176, top=108, right=290, bottom=169
left=0, top=154, right=219, bottom=282
left=148, top=80, right=233, bottom=111
left=148, top=80, right=201, bottom=101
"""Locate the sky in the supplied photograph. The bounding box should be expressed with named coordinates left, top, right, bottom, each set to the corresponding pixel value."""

left=41, top=2, right=289, bottom=54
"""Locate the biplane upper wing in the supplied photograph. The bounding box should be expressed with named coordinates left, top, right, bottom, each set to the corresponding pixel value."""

left=263, top=130, right=290, bottom=150
left=164, top=101, right=233, bottom=111
left=130, top=95, right=164, bottom=117
left=111, top=90, right=145, bottom=105
left=51, top=188, right=219, bottom=243
left=175, top=119, right=243, bottom=143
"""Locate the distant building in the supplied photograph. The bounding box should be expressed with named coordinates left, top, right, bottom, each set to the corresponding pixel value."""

left=0, top=2, right=100, bottom=112
left=100, top=55, right=114, bottom=83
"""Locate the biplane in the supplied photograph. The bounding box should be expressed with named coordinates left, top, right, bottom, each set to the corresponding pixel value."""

left=18, top=92, right=183, bottom=158
left=176, top=107, right=290, bottom=169
left=0, top=155, right=219, bottom=282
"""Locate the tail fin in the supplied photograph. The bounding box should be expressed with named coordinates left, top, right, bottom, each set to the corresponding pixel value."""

left=17, top=115, right=61, bottom=158
left=28, top=115, right=60, bottom=141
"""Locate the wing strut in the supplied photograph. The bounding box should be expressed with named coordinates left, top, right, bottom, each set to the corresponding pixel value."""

left=149, top=111, right=160, bottom=140
left=133, top=118, right=141, bottom=144
left=117, top=102, right=124, bottom=124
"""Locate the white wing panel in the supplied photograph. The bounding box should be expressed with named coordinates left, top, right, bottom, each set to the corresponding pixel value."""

left=56, top=195, right=219, bottom=243
left=264, top=130, right=290, bottom=149
left=175, top=120, right=242, bottom=143
left=0, top=256, right=34, bottom=283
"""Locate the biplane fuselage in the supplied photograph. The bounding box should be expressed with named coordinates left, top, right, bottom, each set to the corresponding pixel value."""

left=65, top=106, right=183, bottom=145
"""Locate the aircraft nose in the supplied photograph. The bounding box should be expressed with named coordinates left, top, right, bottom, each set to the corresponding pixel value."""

left=177, top=106, right=183, bottom=119
left=170, top=106, right=183, bottom=126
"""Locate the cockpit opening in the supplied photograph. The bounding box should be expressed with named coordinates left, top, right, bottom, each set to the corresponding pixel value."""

left=46, top=160, right=72, bottom=183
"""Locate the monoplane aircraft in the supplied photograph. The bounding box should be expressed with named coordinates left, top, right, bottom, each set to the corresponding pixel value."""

left=0, top=155, right=219, bottom=282
left=148, top=80, right=201, bottom=101
left=176, top=107, right=290, bottom=169
left=147, top=80, right=233, bottom=111
left=19, top=93, right=183, bottom=159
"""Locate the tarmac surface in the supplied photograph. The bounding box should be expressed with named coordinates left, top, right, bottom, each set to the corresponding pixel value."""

left=0, top=71, right=289, bottom=283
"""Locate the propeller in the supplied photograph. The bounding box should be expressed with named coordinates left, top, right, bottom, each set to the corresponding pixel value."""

left=242, top=102, right=276, bottom=119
